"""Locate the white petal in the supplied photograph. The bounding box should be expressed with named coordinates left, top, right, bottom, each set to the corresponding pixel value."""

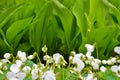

left=102, top=60, right=107, bottom=65
left=73, top=58, right=85, bottom=72
left=16, top=60, right=23, bottom=67
left=10, top=64, right=20, bottom=73
left=111, top=65, right=118, bottom=72
left=86, top=52, right=92, bottom=57
left=9, top=78, right=19, bottom=80
left=42, top=70, right=56, bottom=80
left=31, top=69, right=39, bottom=80
left=94, top=59, right=101, bottom=64
left=77, top=60, right=85, bottom=72
left=23, top=66, right=31, bottom=73
left=84, top=74, right=94, bottom=80
left=31, top=69, right=38, bottom=80
left=114, top=46, right=120, bottom=54
left=92, top=62, right=99, bottom=70
left=53, top=53, right=63, bottom=64
left=6, top=72, right=16, bottom=80
left=17, top=51, right=27, bottom=62
left=85, top=44, right=94, bottom=52
left=100, top=66, right=106, bottom=72
left=16, top=72, right=26, bottom=80
left=28, top=55, right=34, bottom=59
left=4, top=53, right=11, bottom=59
left=110, top=57, right=116, bottom=64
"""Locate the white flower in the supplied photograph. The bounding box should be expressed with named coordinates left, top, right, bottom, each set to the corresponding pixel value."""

left=1, top=59, right=10, bottom=63
left=31, top=69, right=39, bottom=80
left=85, top=56, right=94, bottom=64
left=102, top=60, right=107, bottom=65
left=4, top=53, right=11, bottom=59
left=72, top=57, right=85, bottom=72
left=110, top=57, right=116, bottom=64
left=53, top=53, right=64, bottom=64
left=16, top=60, right=23, bottom=68
left=100, top=66, right=106, bottom=72
left=94, top=59, right=101, bottom=64
left=23, top=66, right=31, bottom=73
left=84, top=74, right=97, bottom=80
left=86, top=52, right=92, bottom=57
left=107, top=59, right=113, bottom=65
left=111, top=65, right=120, bottom=77
left=114, top=46, right=120, bottom=55
left=10, top=64, right=20, bottom=73
left=28, top=55, right=34, bottom=60
left=6, top=57, right=26, bottom=80
left=85, top=44, right=94, bottom=52
left=111, top=65, right=119, bottom=73
left=91, top=61, right=99, bottom=70
left=41, top=70, right=56, bottom=80
left=91, top=59, right=101, bottom=70
left=7, top=71, right=26, bottom=80
left=17, top=51, right=27, bottom=62
left=74, top=53, right=85, bottom=59
left=42, top=45, right=48, bottom=53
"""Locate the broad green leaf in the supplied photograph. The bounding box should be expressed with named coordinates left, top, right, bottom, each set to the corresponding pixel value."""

left=102, top=0, right=120, bottom=24
left=52, top=0, right=73, bottom=51
left=16, top=42, right=31, bottom=52
left=0, top=38, right=11, bottom=54
left=46, top=15, right=57, bottom=54
left=6, top=17, right=33, bottom=48
left=71, top=0, right=88, bottom=39
left=95, top=1, right=107, bottom=28
left=86, top=27, right=119, bottom=59
left=89, top=0, right=100, bottom=24
left=29, top=1, right=52, bottom=53
left=0, top=29, right=13, bottom=52
left=63, top=0, right=75, bottom=8
left=0, top=4, right=25, bottom=28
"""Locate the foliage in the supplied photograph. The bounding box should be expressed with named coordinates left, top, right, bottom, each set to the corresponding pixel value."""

left=0, top=0, right=120, bottom=59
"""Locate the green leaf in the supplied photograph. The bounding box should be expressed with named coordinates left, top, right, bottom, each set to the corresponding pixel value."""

left=71, top=0, right=88, bottom=38
left=16, top=42, right=31, bottom=52
left=0, top=4, right=26, bottom=28
left=52, top=0, right=73, bottom=51
left=0, top=72, right=7, bottom=80
left=46, top=15, right=57, bottom=54
left=26, top=60, right=34, bottom=68
left=102, top=0, right=120, bottom=24
left=98, top=69, right=118, bottom=80
left=89, top=0, right=100, bottom=24
left=86, top=27, right=119, bottom=59
left=6, top=17, right=33, bottom=49
left=29, top=1, right=52, bottom=53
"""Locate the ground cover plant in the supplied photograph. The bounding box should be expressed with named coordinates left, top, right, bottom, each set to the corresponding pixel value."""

left=0, top=0, right=120, bottom=80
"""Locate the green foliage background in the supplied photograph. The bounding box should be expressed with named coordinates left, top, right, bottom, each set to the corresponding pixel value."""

left=0, top=0, right=120, bottom=59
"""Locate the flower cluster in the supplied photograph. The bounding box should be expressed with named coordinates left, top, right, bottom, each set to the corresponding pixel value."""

left=0, top=44, right=120, bottom=80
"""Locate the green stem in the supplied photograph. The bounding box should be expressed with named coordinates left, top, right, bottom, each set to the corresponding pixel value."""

left=36, top=52, right=41, bottom=63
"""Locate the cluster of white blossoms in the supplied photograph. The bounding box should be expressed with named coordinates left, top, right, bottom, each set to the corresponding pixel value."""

left=0, top=44, right=120, bottom=80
